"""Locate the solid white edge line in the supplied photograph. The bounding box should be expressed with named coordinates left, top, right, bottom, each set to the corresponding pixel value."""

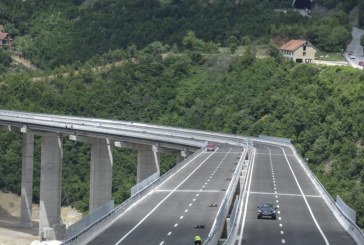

left=114, top=147, right=217, bottom=245
left=238, top=147, right=256, bottom=243
left=279, top=146, right=330, bottom=245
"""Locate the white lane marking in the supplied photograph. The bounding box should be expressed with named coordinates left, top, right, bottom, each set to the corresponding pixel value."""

left=277, top=205, right=280, bottom=208
left=196, top=194, right=199, bottom=197
left=239, top=148, right=256, bottom=243
left=202, top=186, right=205, bottom=188
left=193, top=198, right=196, bottom=202
left=155, top=190, right=221, bottom=193
left=276, top=200, right=279, bottom=203
left=185, top=209, right=188, bottom=213
left=280, top=231, right=284, bottom=235
left=249, top=191, right=321, bottom=198
left=282, top=239, right=286, bottom=244
left=180, top=216, right=184, bottom=219
left=279, top=217, right=282, bottom=220
left=279, top=146, right=330, bottom=245
left=167, top=232, right=172, bottom=236
left=275, top=195, right=278, bottom=198
left=280, top=224, right=283, bottom=227
left=189, top=203, right=192, bottom=207
left=278, top=211, right=281, bottom=214
left=114, top=149, right=215, bottom=245
left=160, top=242, right=164, bottom=245
left=174, top=223, right=178, bottom=227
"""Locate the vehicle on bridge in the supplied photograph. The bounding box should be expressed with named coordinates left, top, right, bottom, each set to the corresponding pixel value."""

left=257, top=202, right=277, bottom=220
left=207, top=143, right=216, bottom=151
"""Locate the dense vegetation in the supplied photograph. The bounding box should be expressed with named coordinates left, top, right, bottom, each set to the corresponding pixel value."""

left=0, top=40, right=363, bottom=227
left=0, top=0, right=352, bottom=69
left=0, top=0, right=363, bottom=230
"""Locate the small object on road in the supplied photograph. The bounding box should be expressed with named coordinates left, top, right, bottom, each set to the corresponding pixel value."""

left=194, top=224, right=205, bottom=229
left=220, top=188, right=226, bottom=191
left=194, top=235, right=202, bottom=245
left=209, top=203, right=218, bottom=207
left=348, top=51, right=353, bottom=55
left=350, top=55, right=356, bottom=59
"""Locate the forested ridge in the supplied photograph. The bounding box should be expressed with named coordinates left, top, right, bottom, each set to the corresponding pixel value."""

left=0, top=0, right=363, bottom=230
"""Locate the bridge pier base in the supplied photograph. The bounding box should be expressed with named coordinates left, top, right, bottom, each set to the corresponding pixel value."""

left=39, top=134, right=65, bottom=240
left=90, top=138, right=113, bottom=212
left=20, top=133, right=34, bottom=228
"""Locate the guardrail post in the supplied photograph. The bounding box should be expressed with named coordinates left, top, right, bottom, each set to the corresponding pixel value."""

left=20, top=132, right=34, bottom=228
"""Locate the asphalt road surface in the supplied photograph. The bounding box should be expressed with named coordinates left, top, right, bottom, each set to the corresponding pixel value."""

left=87, top=144, right=244, bottom=245
left=346, top=27, right=364, bottom=68
left=240, top=142, right=355, bottom=245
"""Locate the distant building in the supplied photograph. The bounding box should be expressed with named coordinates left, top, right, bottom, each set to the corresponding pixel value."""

left=280, top=39, right=317, bottom=63
left=0, top=32, right=12, bottom=47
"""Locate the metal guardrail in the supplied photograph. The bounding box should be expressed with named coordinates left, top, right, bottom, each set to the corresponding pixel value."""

left=65, top=200, right=114, bottom=240
left=222, top=149, right=254, bottom=245
left=203, top=148, right=248, bottom=244
left=131, top=171, right=160, bottom=196
left=336, top=195, right=356, bottom=224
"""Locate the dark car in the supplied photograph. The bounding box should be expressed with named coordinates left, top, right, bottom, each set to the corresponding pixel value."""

left=257, top=202, right=277, bottom=219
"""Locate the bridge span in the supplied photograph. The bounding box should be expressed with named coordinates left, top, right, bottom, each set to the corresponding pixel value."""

left=0, top=110, right=362, bottom=244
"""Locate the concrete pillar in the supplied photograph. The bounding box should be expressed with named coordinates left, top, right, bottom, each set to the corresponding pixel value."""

left=39, top=134, right=65, bottom=240
left=137, top=145, right=160, bottom=183
left=20, top=133, right=34, bottom=228
left=90, top=138, right=113, bottom=212
left=176, top=150, right=187, bottom=164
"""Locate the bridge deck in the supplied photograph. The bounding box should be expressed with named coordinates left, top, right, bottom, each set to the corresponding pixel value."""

left=240, top=143, right=355, bottom=245
left=87, top=144, right=243, bottom=244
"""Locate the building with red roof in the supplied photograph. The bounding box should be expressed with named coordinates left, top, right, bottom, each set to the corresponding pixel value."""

left=280, top=39, right=317, bottom=63
left=0, top=32, right=12, bottom=48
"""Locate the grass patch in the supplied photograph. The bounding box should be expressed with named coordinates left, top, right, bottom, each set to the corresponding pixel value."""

left=315, top=52, right=346, bottom=61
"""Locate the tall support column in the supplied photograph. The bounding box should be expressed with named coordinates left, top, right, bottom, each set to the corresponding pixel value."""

left=39, top=134, right=65, bottom=240
left=20, top=133, right=34, bottom=228
left=137, top=145, right=160, bottom=183
left=90, top=138, right=113, bottom=212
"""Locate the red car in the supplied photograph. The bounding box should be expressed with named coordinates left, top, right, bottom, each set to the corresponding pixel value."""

left=207, top=143, right=216, bottom=152
left=359, top=61, right=364, bottom=66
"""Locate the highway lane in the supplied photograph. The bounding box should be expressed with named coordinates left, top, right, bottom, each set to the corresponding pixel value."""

left=241, top=142, right=355, bottom=245
left=87, top=144, right=244, bottom=245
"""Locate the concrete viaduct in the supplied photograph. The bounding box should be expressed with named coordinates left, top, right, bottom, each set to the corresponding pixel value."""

left=0, top=110, right=211, bottom=240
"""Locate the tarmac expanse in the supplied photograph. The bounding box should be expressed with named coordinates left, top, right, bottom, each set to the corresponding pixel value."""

left=240, top=142, right=355, bottom=245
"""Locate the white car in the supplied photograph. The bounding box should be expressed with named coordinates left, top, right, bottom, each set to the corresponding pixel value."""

left=350, top=55, right=356, bottom=59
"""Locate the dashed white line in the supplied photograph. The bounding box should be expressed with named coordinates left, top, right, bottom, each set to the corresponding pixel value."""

left=280, top=231, right=284, bottom=235
left=193, top=198, right=196, bottom=202
left=278, top=217, right=282, bottom=220
left=185, top=209, right=188, bottom=213
left=159, top=241, right=164, bottom=245
left=279, top=223, right=283, bottom=227
left=167, top=232, right=172, bottom=236
left=189, top=203, right=192, bottom=207
left=282, top=239, right=286, bottom=243
left=180, top=216, right=184, bottom=219
left=174, top=223, right=178, bottom=228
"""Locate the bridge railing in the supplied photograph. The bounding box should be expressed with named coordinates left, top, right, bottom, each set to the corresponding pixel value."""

left=256, top=136, right=364, bottom=244
left=203, top=148, right=248, bottom=244
left=61, top=145, right=207, bottom=245
left=222, top=148, right=254, bottom=245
